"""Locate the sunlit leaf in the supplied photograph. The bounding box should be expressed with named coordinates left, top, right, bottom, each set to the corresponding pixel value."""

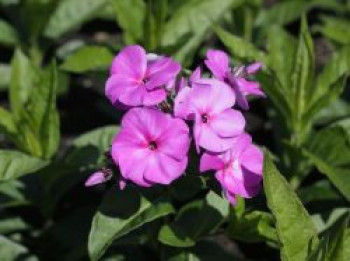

left=0, top=20, right=18, bottom=46
left=60, top=46, right=114, bottom=73
left=263, top=155, right=319, bottom=261
left=88, top=187, right=174, bottom=260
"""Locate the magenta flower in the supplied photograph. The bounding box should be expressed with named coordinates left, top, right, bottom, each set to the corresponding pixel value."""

left=111, top=107, right=190, bottom=187
left=205, top=49, right=264, bottom=110
left=200, top=133, right=263, bottom=205
left=174, top=79, right=245, bottom=152
left=105, top=45, right=181, bottom=107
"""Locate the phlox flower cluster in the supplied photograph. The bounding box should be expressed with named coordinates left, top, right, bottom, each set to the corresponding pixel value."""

left=85, top=45, right=264, bottom=205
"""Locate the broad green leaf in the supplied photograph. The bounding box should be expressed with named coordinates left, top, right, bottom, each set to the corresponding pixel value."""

left=170, top=175, right=205, bottom=201
left=112, top=0, right=146, bottom=43
left=0, top=217, right=29, bottom=234
left=316, top=16, right=350, bottom=44
left=0, top=235, right=38, bottom=261
left=305, top=46, right=350, bottom=122
left=88, top=187, right=174, bottom=260
left=0, top=64, right=10, bottom=90
left=0, top=107, right=17, bottom=137
left=22, top=62, right=60, bottom=159
left=44, top=0, right=109, bottom=39
left=9, top=49, right=39, bottom=120
left=267, top=26, right=297, bottom=93
left=308, top=213, right=349, bottom=261
left=314, top=99, right=350, bottom=126
left=304, top=127, right=350, bottom=201
left=256, top=0, right=343, bottom=27
left=0, top=20, right=18, bottom=46
left=263, top=155, right=319, bottom=261
left=215, top=26, right=267, bottom=63
left=21, top=0, right=57, bottom=41
left=291, top=17, right=314, bottom=140
left=227, top=210, right=278, bottom=243
left=311, top=208, right=349, bottom=234
left=256, top=0, right=308, bottom=27
left=0, top=180, right=29, bottom=208
left=161, top=0, right=243, bottom=64
left=0, top=150, right=47, bottom=181
left=60, top=46, right=114, bottom=73
left=299, top=180, right=342, bottom=205
left=158, top=191, right=229, bottom=247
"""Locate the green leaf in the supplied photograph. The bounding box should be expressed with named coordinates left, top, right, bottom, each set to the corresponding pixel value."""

left=0, top=217, right=29, bottom=234
left=44, top=0, right=109, bottom=39
left=111, top=0, right=146, bottom=43
left=256, top=0, right=343, bottom=27
left=161, top=0, right=243, bottom=64
left=291, top=16, right=314, bottom=140
left=0, top=150, right=47, bottom=181
left=0, top=180, right=30, bottom=208
left=304, top=129, right=350, bottom=201
left=304, top=127, right=350, bottom=201
left=0, top=20, right=18, bottom=46
left=227, top=210, right=278, bottom=243
left=308, top=213, right=349, bottom=261
left=9, top=49, right=39, bottom=120
left=305, top=46, right=350, bottom=123
left=316, top=16, right=350, bottom=44
left=267, top=26, right=297, bottom=92
left=88, top=187, right=174, bottom=261
left=158, top=191, right=229, bottom=247
left=263, top=154, right=319, bottom=261
left=0, top=235, right=38, bottom=261
left=215, top=26, right=267, bottom=63
left=0, top=64, right=10, bottom=90
left=21, top=62, right=60, bottom=159
left=0, top=107, right=17, bottom=138
left=60, top=46, right=114, bottom=73
left=170, top=175, right=205, bottom=201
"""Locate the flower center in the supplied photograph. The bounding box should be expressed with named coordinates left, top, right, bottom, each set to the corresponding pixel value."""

left=148, top=141, right=158, bottom=150
left=201, top=113, right=209, bottom=123
left=142, top=77, right=150, bottom=85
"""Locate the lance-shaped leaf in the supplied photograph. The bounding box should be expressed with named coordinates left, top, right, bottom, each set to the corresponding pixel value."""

left=112, top=0, right=146, bottom=43
left=264, top=155, right=319, bottom=261
left=162, top=0, right=243, bottom=64
left=304, top=127, right=350, bottom=201
left=0, top=235, right=38, bottom=261
left=0, top=20, right=18, bottom=46
left=215, top=26, right=267, bottom=63
left=44, top=0, right=109, bottom=39
left=88, top=187, right=174, bottom=260
left=0, top=150, right=47, bottom=182
left=60, top=46, right=113, bottom=73
left=316, top=16, right=350, bottom=45
left=158, top=191, right=229, bottom=247
left=308, top=213, right=349, bottom=261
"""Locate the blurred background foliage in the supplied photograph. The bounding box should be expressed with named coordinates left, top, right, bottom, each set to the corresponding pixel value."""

left=0, top=0, right=350, bottom=260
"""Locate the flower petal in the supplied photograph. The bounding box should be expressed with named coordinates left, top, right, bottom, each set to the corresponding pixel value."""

left=210, top=109, right=245, bottom=138
left=241, top=144, right=263, bottom=176
left=110, top=45, right=147, bottom=80
left=143, top=88, right=167, bottom=106
left=105, top=74, right=137, bottom=105
left=146, top=57, right=181, bottom=89
left=246, top=62, right=262, bottom=75
left=204, top=49, right=230, bottom=81
left=200, top=153, right=225, bottom=172
left=194, top=120, right=235, bottom=152
left=118, top=85, right=146, bottom=106
left=144, top=153, right=187, bottom=185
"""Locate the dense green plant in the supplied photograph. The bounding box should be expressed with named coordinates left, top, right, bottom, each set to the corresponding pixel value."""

left=0, top=1, right=349, bottom=260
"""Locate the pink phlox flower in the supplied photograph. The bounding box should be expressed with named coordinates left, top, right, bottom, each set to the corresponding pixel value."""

left=174, top=79, right=245, bottom=153
left=200, top=133, right=263, bottom=205
left=205, top=49, right=264, bottom=110
left=112, top=107, right=190, bottom=187
left=106, top=45, right=181, bottom=107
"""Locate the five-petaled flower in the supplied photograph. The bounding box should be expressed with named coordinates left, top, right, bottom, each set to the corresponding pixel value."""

left=105, top=45, right=181, bottom=107
left=205, top=49, right=264, bottom=110
left=111, top=108, right=190, bottom=187
left=200, top=133, right=263, bottom=205
left=175, top=79, right=245, bottom=152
